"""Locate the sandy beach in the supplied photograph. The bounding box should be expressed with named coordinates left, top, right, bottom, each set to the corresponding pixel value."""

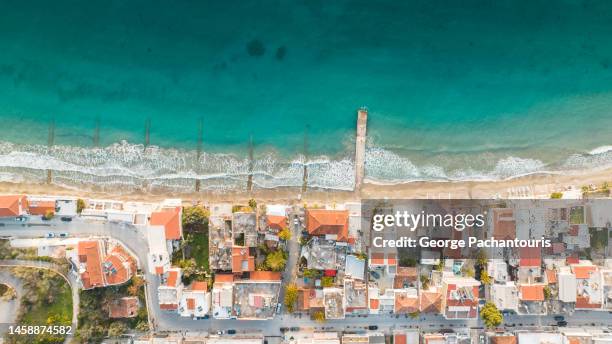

left=0, top=167, right=609, bottom=205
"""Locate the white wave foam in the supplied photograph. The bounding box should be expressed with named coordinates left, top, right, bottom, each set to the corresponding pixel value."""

left=0, top=140, right=610, bottom=191
left=589, top=146, right=612, bottom=155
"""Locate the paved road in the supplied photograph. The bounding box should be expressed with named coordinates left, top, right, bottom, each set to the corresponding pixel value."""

left=0, top=269, right=22, bottom=334
left=0, top=259, right=79, bottom=344
left=5, top=218, right=612, bottom=337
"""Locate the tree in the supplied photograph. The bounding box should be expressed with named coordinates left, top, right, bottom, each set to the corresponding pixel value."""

left=476, top=250, right=488, bottom=267
left=420, top=275, right=430, bottom=289
left=248, top=198, right=257, bottom=209
left=303, top=269, right=320, bottom=278
left=43, top=210, right=55, bottom=220
left=266, top=250, right=287, bottom=271
left=313, top=310, right=326, bottom=323
left=279, top=227, right=291, bottom=241
left=480, top=302, right=503, bottom=329
left=182, top=206, right=209, bottom=232
left=76, top=199, right=86, bottom=214
left=409, top=311, right=420, bottom=319
left=543, top=286, right=552, bottom=300
left=127, top=275, right=145, bottom=296
left=284, top=284, right=298, bottom=313
left=480, top=270, right=492, bottom=285
left=435, top=258, right=445, bottom=271
left=136, top=321, right=149, bottom=332
left=321, top=276, right=334, bottom=287
left=550, top=192, right=563, bottom=199
left=107, top=321, right=128, bottom=337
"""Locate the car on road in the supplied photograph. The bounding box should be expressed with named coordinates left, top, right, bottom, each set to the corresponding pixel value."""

left=554, top=315, right=565, bottom=321
left=557, top=321, right=568, bottom=327
left=60, top=216, right=72, bottom=222
left=216, top=330, right=224, bottom=335
left=15, top=216, right=27, bottom=222
left=290, top=327, right=300, bottom=332
left=276, top=303, right=282, bottom=314
left=280, top=327, right=288, bottom=333
left=59, top=232, right=69, bottom=238
left=45, top=232, right=55, bottom=238
left=227, top=329, right=236, bottom=335
left=368, top=325, right=378, bottom=330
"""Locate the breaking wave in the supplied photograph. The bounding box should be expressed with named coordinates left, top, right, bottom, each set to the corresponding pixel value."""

left=0, top=140, right=610, bottom=193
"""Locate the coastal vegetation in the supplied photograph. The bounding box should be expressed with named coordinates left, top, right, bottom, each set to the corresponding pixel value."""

left=3, top=267, right=72, bottom=344
left=480, top=302, right=503, bottom=328
left=283, top=284, right=298, bottom=313
left=77, top=275, right=148, bottom=343
left=174, top=206, right=211, bottom=284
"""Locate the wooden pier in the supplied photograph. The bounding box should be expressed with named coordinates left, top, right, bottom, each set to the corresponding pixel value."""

left=354, top=108, right=368, bottom=191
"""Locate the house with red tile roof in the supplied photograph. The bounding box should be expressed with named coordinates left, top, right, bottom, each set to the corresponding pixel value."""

left=518, top=284, right=546, bottom=315
left=74, top=239, right=137, bottom=290
left=0, top=195, right=28, bottom=217
left=491, top=208, right=516, bottom=240
left=572, top=262, right=603, bottom=310
left=158, top=267, right=183, bottom=311
left=394, top=288, right=419, bottom=314
left=266, top=215, right=287, bottom=232
left=27, top=198, right=56, bottom=216
left=231, top=246, right=255, bottom=274
left=179, top=281, right=211, bottom=318
left=440, top=277, right=480, bottom=319
left=150, top=206, right=182, bottom=241
left=108, top=297, right=140, bottom=318
left=419, top=288, right=443, bottom=314
left=305, top=209, right=349, bottom=242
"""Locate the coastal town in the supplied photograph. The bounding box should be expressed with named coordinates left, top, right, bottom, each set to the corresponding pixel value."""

left=1, top=183, right=612, bottom=344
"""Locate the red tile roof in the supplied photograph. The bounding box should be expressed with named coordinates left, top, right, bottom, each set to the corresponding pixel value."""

left=108, top=297, right=139, bottom=318
left=546, top=269, right=557, bottom=284
left=155, top=266, right=164, bottom=275
left=150, top=207, right=182, bottom=240
left=394, top=267, right=417, bottom=289
left=566, top=255, right=580, bottom=265
left=267, top=215, right=287, bottom=231
left=395, top=292, right=419, bottom=314
left=520, top=285, right=545, bottom=301
left=186, top=298, right=195, bottom=310
left=445, top=284, right=479, bottom=318
left=166, top=270, right=179, bottom=287
left=78, top=241, right=104, bottom=289
left=519, top=247, right=541, bottom=267
left=28, top=200, right=56, bottom=216
left=250, top=271, right=281, bottom=281
left=576, top=296, right=601, bottom=309
left=103, top=245, right=136, bottom=286
left=420, top=290, right=442, bottom=313
left=215, top=274, right=234, bottom=283
left=305, top=209, right=349, bottom=241
left=394, top=334, right=407, bottom=344
left=492, top=209, right=516, bottom=240
left=491, top=336, right=517, bottom=344
left=159, top=303, right=178, bottom=310
left=369, top=298, right=380, bottom=310
left=572, top=265, right=597, bottom=279
left=191, top=281, right=208, bottom=291
left=231, top=246, right=255, bottom=273
left=0, top=195, right=27, bottom=217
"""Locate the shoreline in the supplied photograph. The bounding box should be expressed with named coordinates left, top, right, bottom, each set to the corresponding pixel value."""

left=0, top=167, right=609, bottom=204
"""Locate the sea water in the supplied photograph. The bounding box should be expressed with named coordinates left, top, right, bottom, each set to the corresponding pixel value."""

left=0, top=0, right=611, bottom=191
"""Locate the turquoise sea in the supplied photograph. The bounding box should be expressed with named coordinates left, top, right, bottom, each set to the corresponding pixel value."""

left=0, top=0, right=611, bottom=191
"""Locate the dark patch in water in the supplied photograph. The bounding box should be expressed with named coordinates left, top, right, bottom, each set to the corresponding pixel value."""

left=247, top=39, right=265, bottom=57
left=601, top=59, right=610, bottom=69
left=275, top=46, right=286, bottom=61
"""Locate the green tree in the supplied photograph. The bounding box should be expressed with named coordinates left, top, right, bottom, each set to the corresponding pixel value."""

left=266, top=250, right=287, bottom=271
left=107, top=321, right=128, bottom=337
left=321, top=276, right=334, bottom=287
left=550, top=192, right=563, bottom=199
left=279, top=227, right=291, bottom=241
left=76, top=199, right=86, bottom=214
left=303, top=269, right=320, bottom=278
left=248, top=198, right=257, bottom=209
left=284, top=284, right=299, bottom=313
left=136, top=321, right=149, bottom=332
left=182, top=206, right=209, bottom=232
left=480, top=270, right=492, bottom=285
left=476, top=250, right=488, bottom=267
left=420, top=275, right=430, bottom=289
left=480, top=302, right=503, bottom=328
left=543, top=286, right=552, bottom=300
left=313, top=310, right=326, bottom=323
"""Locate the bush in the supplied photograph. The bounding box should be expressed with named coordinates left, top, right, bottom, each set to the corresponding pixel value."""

left=279, top=227, right=291, bottom=241
left=265, top=250, right=287, bottom=271
left=313, top=310, right=326, bottom=323
left=321, top=276, right=334, bottom=287
left=284, top=284, right=298, bottom=313
left=182, top=206, right=209, bottom=232
left=550, top=192, right=563, bottom=199
left=76, top=199, right=86, bottom=214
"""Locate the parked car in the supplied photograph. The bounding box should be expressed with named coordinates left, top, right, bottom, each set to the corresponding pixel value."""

left=45, top=232, right=55, bottom=238
left=557, top=321, right=568, bottom=327
left=553, top=315, right=565, bottom=321
left=279, top=327, right=288, bottom=333
left=59, top=232, right=69, bottom=238
left=227, top=329, right=236, bottom=335
left=276, top=303, right=282, bottom=314
left=290, top=327, right=300, bottom=332
left=60, top=216, right=72, bottom=222
left=15, top=216, right=27, bottom=222
left=368, top=325, right=378, bottom=330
